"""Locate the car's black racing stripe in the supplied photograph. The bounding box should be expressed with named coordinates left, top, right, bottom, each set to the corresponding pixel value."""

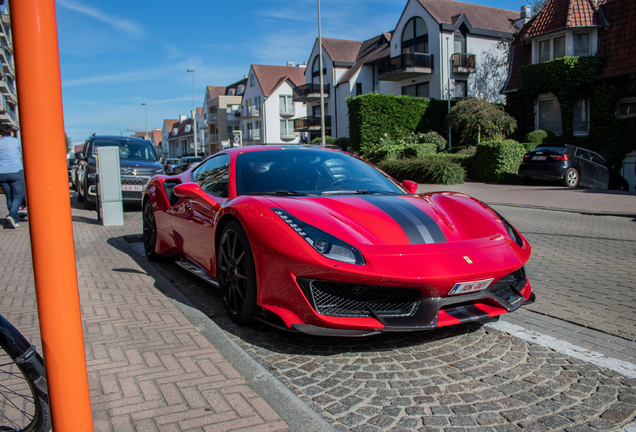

left=362, top=196, right=447, bottom=244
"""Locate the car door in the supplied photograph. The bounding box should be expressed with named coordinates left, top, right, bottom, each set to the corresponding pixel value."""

left=168, top=154, right=230, bottom=273
left=573, top=148, right=594, bottom=188
left=588, top=151, right=610, bottom=189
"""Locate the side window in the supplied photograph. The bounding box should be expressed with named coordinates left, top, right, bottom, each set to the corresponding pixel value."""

left=575, top=149, right=591, bottom=161
left=589, top=151, right=606, bottom=166
left=192, top=154, right=230, bottom=198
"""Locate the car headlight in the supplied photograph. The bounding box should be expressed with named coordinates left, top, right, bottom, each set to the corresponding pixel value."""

left=87, top=172, right=96, bottom=180
left=487, top=206, right=524, bottom=248
left=272, top=208, right=365, bottom=265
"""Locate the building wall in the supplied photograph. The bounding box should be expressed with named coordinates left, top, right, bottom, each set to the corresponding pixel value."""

left=0, top=3, right=18, bottom=131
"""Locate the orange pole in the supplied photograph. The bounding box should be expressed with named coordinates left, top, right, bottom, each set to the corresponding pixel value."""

left=9, top=0, right=94, bottom=430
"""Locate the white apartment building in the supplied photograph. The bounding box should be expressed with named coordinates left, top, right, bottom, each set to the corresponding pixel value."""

left=0, top=2, right=18, bottom=131
left=295, top=0, right=524, bottom=139
left=238, top=64, right=307, bottom=145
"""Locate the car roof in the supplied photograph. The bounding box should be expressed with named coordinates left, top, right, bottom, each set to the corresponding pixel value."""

left=222, top=145, right=342, bottom=156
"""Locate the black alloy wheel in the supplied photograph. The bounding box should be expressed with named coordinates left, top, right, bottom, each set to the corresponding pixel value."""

left=217, top=221, right=258, bottom=325
left=142, top=199, right=161, bottom=262
left=563, top=167, right=580, bottom=188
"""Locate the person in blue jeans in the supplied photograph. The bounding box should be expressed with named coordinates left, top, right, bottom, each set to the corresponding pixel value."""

left=0, top=125, right=24, bottom=229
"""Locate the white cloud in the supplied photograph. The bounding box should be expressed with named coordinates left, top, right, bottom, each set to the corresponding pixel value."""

left=56, top=0, right=145, bottom=39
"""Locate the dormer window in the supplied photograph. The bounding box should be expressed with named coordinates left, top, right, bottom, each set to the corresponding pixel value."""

left=228, top=88, right=236, bottom=96
left=237, top=85, right=244, bottom=95
left=538, top=34, right=565, bottom=63
left=185, top=124, right=192, bottom=133
left=172, top=128, right=178, bottom=135
left=573, top=32, right=591, bottom=56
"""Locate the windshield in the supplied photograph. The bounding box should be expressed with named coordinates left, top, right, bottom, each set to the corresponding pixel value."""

left=92, top=139, right=157, bottom=162
left=235, top=149, right=404, bottom=196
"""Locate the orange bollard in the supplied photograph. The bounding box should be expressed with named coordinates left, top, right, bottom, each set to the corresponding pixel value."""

left=9, top=0, right=94, bottom=430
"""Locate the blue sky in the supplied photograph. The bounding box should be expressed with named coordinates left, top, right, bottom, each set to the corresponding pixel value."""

left=56, top=0, right=531, bottom=147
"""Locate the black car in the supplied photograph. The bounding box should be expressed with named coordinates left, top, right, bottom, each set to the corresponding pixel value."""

left=172, top=156, right=203, bottom=175
left=67, top=157, right=76, bottom=183
left=163, top=158, right=179, bottom=175
left=76, top=135, right=164, bottom=209
left=518, top=143, right=627, bottom=189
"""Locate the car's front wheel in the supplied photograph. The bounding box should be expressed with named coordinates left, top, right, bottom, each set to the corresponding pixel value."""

left=142, top=199, right=161, bottom=262
left=217, top=221, right=258, bottom=325
left=563, top=167, right=579, bottom=188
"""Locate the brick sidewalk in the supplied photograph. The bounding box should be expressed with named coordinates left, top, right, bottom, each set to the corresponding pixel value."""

left=0, top=197, right=292, bottom=431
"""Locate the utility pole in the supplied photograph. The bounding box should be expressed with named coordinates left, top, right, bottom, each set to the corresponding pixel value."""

left=187, top=69, right=198, bottom=157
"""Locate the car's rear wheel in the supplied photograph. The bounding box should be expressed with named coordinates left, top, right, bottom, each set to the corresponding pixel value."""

left=217, top=221, right=258, bottom=325
left=142, top=199, right=161, bottom=262
left=563, top=167, right=579, bottom=188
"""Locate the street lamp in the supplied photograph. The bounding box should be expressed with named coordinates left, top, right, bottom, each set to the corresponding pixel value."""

left=187, top=69, right=198, bottom=157
left=141, top=103, right=147, bottom=139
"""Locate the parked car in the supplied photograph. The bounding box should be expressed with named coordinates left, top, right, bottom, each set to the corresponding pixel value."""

left=142, top=145, right=534, bottom=337
left=163, top=158, right=179, bottom=175
left=76, top=135, right=164, bottom=209
left=67, top=157, right=76, bottom=183
left=172, top=156, right=203, bottom=175
left=518, top=143, right=627, bottom=189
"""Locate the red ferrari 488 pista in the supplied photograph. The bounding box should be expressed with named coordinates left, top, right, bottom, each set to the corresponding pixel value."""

left=142, top=145, right=534, bottom=336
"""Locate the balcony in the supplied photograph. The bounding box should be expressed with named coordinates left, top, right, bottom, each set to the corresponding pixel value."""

left=292, top=83, right=330, bottom=103
left=293, top=116, right=331, bottom=132
left=207, top=113, right=218, bottom=123
left=209, top=134, right=219, bottom=143
left=249, top=105, right=260, bottom=117
left=280, top=106, right=295, bottom=116
left=377, top=53, right=434, bottom=81
left=248, top=128, right=261, bottom=140
left=280, top=130, right=299, bottom=140
left=452, top=53, right=476, bottom=74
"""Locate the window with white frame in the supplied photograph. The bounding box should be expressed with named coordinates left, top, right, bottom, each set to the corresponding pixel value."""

left=280, top=95, right=294, bottom=114
left=536, top=94, right=562, bottom=134
left=250, top=74, right=255, bottom=87
left=537, top=34, right=566, bottom=63
left=185, top=124, right=192, bottom=133
left=280, top=119, right=295, bottom=138
left=573, top=96, right=589, bottom=135
left=573, top=32, right=591, bottom=57
left=615, top=97, right=636, bottom=118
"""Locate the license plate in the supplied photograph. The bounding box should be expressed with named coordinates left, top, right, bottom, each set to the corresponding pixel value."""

left=448, top=278, right=494, bottom=296
left=532, top=156, right=547, bottom=161
left=121, top=184, right=143, bottom=192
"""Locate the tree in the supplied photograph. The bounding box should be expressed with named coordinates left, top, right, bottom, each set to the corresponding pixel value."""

left=65, top=132, right=72, bottom=154
left=446, top=99, right=517, bottom=145
left=470, top=48, right=508, bottom=104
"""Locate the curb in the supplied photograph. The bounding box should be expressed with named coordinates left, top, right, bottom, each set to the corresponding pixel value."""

left=113, top=237, right=335, bottom=432
left=484, top=201, right=636, bottom=218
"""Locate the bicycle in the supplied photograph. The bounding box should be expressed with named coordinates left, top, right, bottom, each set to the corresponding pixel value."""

left=0, top=314, right=51, bottom=431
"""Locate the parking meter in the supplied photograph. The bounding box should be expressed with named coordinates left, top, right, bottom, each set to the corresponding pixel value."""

left=97, top=146, right=124, bottom=226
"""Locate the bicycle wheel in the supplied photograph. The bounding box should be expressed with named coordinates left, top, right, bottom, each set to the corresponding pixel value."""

left=0, top=316, right=51, bottom=432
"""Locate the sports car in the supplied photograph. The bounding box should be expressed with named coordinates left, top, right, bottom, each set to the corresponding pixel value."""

left=142, top=145, right=534, bottom=337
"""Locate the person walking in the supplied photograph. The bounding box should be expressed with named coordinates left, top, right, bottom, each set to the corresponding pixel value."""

left=0, top=125, right=25, bottom=228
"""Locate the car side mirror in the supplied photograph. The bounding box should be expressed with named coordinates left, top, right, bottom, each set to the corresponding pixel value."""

left=402, top=180, right=419, bottom=194
left=173, top=183, right=206, bottom=200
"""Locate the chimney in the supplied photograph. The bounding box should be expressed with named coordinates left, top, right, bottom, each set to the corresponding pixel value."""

left=287, top=61, right=295, bottom=67
left=521, top=5, right=531, bottom=19
left=179, top=114, right=187, bottom=122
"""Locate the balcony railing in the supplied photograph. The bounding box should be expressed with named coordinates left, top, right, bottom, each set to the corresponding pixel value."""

left=249, top=105, right=260, bottom=116
left=280, top=106, right=295, bottom=116
left=248, top=128, right=261, bottom=140
left=209, top=134, right=219, bottom=143
left=377, top=53, right=434, bottom=81
left=280, top=131, right=299, bottom=140
left=452, top=53, right=476, bottom=74
left=293, top=116, right=332, bottom=132
left=207, top=113, right=218, bottom=123
left=292, top=83, right=330, bottom=103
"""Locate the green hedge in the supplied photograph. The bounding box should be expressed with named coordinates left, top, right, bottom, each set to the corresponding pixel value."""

left=347, top=93, right=448, bottom=153
left=466, top=140, right=526, bottom=183
left=378, top=157, right=466, bottom=185
left=365, top=143, right=436, bottom=164
left=310, top=136, right=337, bottom=145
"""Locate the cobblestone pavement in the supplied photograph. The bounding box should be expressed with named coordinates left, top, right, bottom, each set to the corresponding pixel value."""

left=3, top=190, right=636, bottom=431
left=494, top=206, right=636, bottom=342
left=131, top=202, right=636, bottom=431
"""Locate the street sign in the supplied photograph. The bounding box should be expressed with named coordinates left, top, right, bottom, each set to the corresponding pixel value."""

left=232, top=130, right=242, bottom=147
